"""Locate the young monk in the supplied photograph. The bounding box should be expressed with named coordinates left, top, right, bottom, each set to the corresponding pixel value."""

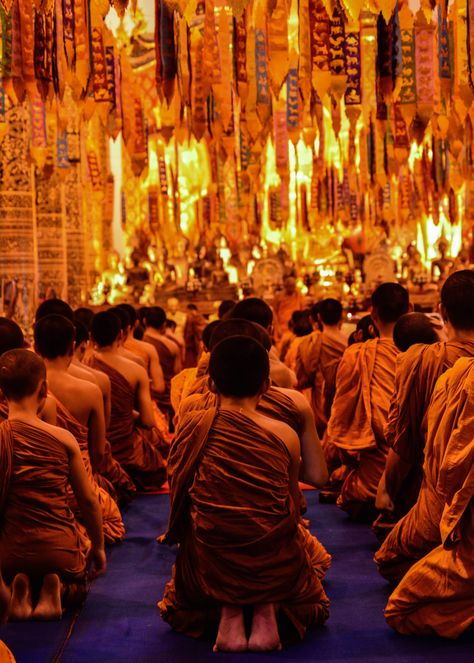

left=89, top=311, right=167, bottom=491
left=34, top=315, right=125, bottom=544
left=296, top=299, right=347, bottom=439
left=159, top=337, right=330, bottom=651
left=375, top=356, right=474, bottom=584
left=376, top=270, right=474, bottom=525
left=231, top=298, right=297, bottom=388
left=383, top=357, right=474, bottom=637
left=0, top=350, right=106, bottom=621
left=392, top=312, right=439, bottom=352
left=327, top=283, right=409, bottom=521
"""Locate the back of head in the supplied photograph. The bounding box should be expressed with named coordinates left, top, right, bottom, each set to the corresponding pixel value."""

left=371, top=283, right=409, bottom=324
left=231, top=297, right=273, bottom=329
left=218, top=299, right=235, bottom=319
left=34, top=315, right=75, bottom=359
left=0, top=349, right=46, bottom=401
left=75, top=321, right=89, bottom=347
left=116, top=303, right=138, bottom=327
left=209, top=336, right=269, bottom=398
left=74, top=307, right=94, bottom=331
left=291, top=310, right=312, bottom=337
left=145, top=306, right=167, bottom=330
left=112, top=306, right=130, bottom=332
left=209, top=318, right=272, bottom=351
left=318, top=298, right=343, bottom=326
left=0, top=318, right=24, bottom=355
left=36, top=298, right=73, bottom=322
left=441, top=270, right=474, bottom=330
left=202, top=320, right=221, bottom=352
left=92, top=311, right=121, bottom=348
left=356, top=315, right=379, bottom=341
left=393, top=313, right=439, bottom=352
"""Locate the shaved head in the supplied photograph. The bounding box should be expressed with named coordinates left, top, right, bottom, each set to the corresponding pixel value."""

left=371, top=283, right=409, bottom=324
left=231, top=298, right=273, bottom=330
left=0, top=349, right=46, bottom=401
left=393, top=313, right=439, bottom=352
left=441, top=270, right=474, bottom=330
left=209, top=336, right=269, bottom=398
left=209, top=318, right=272, bottom=351
left=0, top=318, right=24, bottom=355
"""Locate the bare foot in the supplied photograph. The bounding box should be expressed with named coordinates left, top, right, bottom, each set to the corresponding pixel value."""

left=248, top=603, right=282, bottom=651
left=32, top=574, right=62, bottom=621
left=0, top=572, right=11, bottom=624
left=213, top=605, right=248, bottom=653
left=9, top=574, right=33, bottom=621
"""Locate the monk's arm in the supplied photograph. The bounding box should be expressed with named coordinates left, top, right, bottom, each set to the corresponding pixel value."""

left=148, top=346, right=165, bottom=393
left=87, top=387, right=107, bottom=471
left=136, top=368, right=156, bottom=429
left=39, top=395, right=57, bottom=425
left=67, top=438, right=106, bottom=577
left=383, top=448, right=413, bottom=503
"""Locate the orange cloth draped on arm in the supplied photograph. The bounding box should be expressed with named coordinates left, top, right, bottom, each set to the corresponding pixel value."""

left=159, top=407, right=330, bottom=642
left=55, top=400, right=125, bottom=544
left=89, top=357, right=167, bottom=492
left=143, top=334, right=176, bottom=415
left=384, top=362, right=474, bottom=637
left=0, top=420, right=86, bottom=602
left=375, top=357, right=474, bottom=583
left=327, top=339, right=398, bottom=517
left=384, top=340, right=474, bottom=517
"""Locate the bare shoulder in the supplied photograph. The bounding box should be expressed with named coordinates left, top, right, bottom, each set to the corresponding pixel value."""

left=88, top=367, right=111, bottom=394
left=255, top=411, right=300, bottom=452
left=116, top=353, right=149, bottom=383
left=72, top=374, right=103, bottom=404
left=137, top=339, right=157, bottom=359
left=38, top=419, right=79, bottom=452
left=275, top=386, right=312, bottom=415
left=69, top=363, right=99, bottom=385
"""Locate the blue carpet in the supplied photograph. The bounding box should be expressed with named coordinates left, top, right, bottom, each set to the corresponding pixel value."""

left=1, top=493, right=473, bottom=662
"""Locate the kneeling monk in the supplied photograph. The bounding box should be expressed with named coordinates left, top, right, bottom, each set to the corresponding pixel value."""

left=159, top=336, right=330, bottom=651
left=0, top=350, right=106, bottom=621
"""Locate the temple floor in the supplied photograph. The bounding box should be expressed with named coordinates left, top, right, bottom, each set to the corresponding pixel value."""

left=1, top=493, right=473, bottom=663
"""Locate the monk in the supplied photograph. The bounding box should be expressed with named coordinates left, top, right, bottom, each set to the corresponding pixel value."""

left=384, top=358, right=474, bottom=637
left=111, top=307, right=147, bottom=368
left=283, top=311, right=312, bottom=372
left=273, top=276, right=305, bottom=340
left=376, top=270, right=474, bottom=525
left=34, top=315, right=125, bottom=544
left=143, top=306, right=182, bottom=421
left=0, top=350, right=106, bottom=621
left=183, top=304, right=207, bottom=368
left=89, top=311, right=167, bottom=491
left=296, top=299, right=347, bottom=439
left=375, top=357, right=474, bottom=584
left=159, top=337, right=330, bottom=651
left=347, top=315, right=379, bottom=346
left=392, top=312, right=439, bottom=352
left=231, top=298, right=297, bottom=388
left=327, top=283, right=409, bottom=521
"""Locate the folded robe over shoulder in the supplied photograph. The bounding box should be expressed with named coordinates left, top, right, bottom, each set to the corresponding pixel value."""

left=384, top=361, right=474, bottom=637
left=385, top=340, right=474, bottom=515
left=327, top=339, right=398, bottom=514
left=376, top=357, right=474, bottom=584
left=55, top=399, right=125, bottom=545
left=89, top=356, right=167, bottom=492
left=159, top=407, right=330, bottom=642
left=0, top=420, right=86, bottom=593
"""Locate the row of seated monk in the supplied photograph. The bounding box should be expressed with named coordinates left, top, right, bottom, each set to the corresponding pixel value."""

left=0, top=270, right=473, bottom=651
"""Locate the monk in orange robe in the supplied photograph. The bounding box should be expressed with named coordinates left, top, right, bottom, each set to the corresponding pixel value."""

left=89, top=311, right=167, bottom=491
left=327, top=283, right=409, bottom=520
left=0, top=350, right=106, bottom=621
left=160, top=337, right=330, bottom=651
left=273, top=277, right=306, bottom=340
left=384, top=359, right=474, bottom=637
left=296, top=299, right=347, bottom=440
left=377, top=271, right=474, bottom=525
left=375, top=356, right=474, bottom=584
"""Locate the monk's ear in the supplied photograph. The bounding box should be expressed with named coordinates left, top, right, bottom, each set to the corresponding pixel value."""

left=260, top=377, right=271, bottom=396
left=38, top=379, right=48, bottom=401
left=208, top=377, right=218, bottom=394
left=439, top=303, right=447, bottom=324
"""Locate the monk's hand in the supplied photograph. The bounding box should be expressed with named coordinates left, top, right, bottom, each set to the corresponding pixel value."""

left=88, top=546, right=107, bottom=579
left=375, top=484, right=394, bottom=513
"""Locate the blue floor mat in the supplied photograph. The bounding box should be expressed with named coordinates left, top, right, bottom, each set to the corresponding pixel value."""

left=2, top=493, right=473, bottom=662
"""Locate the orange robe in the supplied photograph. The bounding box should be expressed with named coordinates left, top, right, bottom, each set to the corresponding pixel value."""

left=96, top=439, right=137, bottom=506
left=296, top=330, right=346, bottom=439
left=274, top=291, right=305, bottom=338
left=384, top=361, right=474, bottom=637
left=375, top=357, right=474, bottom=584
left=385, top=340, right=474, bottom=517
left=90, top=357, right=167, bottom=492
left=55, top=400, right=125, bottom=544
left=327, top=338, right=399, bottom=519
left=159, top=407, right=330, bottom=642
left=143, top=334, right=176, bottom=416
left=0, top=420, right=86, bottom=603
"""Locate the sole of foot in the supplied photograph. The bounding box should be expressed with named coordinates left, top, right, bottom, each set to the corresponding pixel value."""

left=32, top=574, right=62, bottom=621
left=213, top=606, right=248, bottom=653
left=0, top=576, right=11, bottom=624
left=9, top=574, right=33, bottom=621
left=248, top=604, right=282, bottom=652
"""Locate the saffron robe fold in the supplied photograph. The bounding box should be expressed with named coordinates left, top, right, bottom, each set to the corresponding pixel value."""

left=159, top=407, right=330, bottom=642
left=385, top=340, right=474, bottom=515
left=143, top=334, right=176, bottom=415
left=327, top=339, right=399, bottom=517
left=0, top=420, right=86, bottom=590
left=55, top=400, right=125, bottom=544
left=97, top=439, right=137, bottom=506
left=296, top=330, right=346, bottom=438
left=375, top=357, right=474, bottom=584
left=90, top=357, right=167, bottom=492
left=384, top=363, right=474, bottom=637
